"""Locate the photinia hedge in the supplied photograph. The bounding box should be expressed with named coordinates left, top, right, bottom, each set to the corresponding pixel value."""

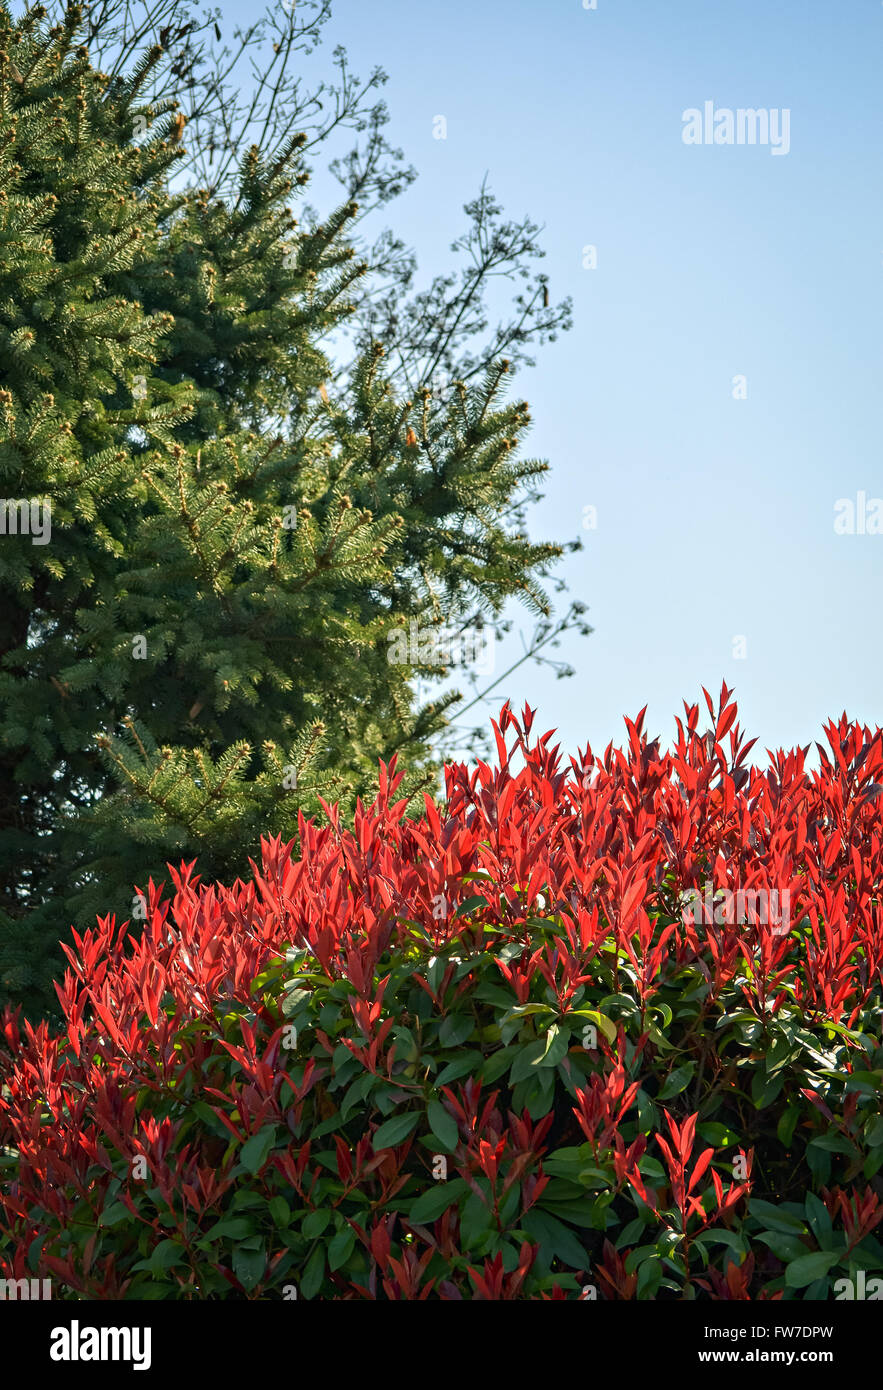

left=1, top=685, right=882, bottom=1299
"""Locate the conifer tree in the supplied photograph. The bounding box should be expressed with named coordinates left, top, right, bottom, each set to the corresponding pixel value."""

left=0, top=0, right=587, bottom=1016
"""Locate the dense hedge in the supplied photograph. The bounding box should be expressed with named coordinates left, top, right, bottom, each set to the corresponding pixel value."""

left=1, top=688, right=882, bottom=1298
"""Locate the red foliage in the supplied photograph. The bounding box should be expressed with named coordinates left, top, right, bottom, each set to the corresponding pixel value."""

left=1, top=685, right=882, bottom=1297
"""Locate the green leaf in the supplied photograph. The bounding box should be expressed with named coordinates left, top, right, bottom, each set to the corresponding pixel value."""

left=153, top=1239, right=188, bottom=1273
left=390, top=1026, right=419, bottom=1063
left=777, top=1106, right=799, bottom=1148
left=327, top=1226, right=356, bottom=1272
left=650, top=1001, right=673, bottom=1028
left=765, top=1034, right=797, bottom=1074
left=372, top=1111, right=420, bottom=1150
left=232, top=1190, right=265, bottom=1212
left=865, top=1114, right=883, bottom=1148
left=806, top=1142, right=832, bottom=1186
left=804, top=1276, right=831, bottom=1299
left=697, top=1121, right=741, bottom=1147
left=409, top=1179, right=469, bottom=1225
left=714, top=1010, right=759, bottom=1029
left=636, top=1088, right=659, bottom=1133
left=617, top=1217, right=648, bottom=1247
left=26, top=1234, right=43, bottom=1274
left=269, top=1196, right=291, bottom=1228
left=751, top=1069, right=785, bottom=1109
left=538, top=1022, right=569, bottom=1068
left=540, top=1199, right=607, bottom=1230
left=97, top=1201, right=129, bottom=1227
left=863, top=1149, right=883, bottom=1180
left=756, top=1230, right=811, bottom=1264
left=807, top=1133, right=857, bottom=1155
left=804, top=1192, right=834, bottom=1250
left=302, top=1208, right=330, bottom=1239
left=536, top=1175, right=582, bottom=1204
left=202, top=1216, right=256, bottom=1242
left=522, top=1209, right=589, bottom=1270
left=504, top=1003, right=558, bottom=1020
left=835, top=1069, right=883, bottom=1095
left=374, top=1081, right=412, bottom=1115
left=340, top=1071, right=376, bottom=1121
left=599, top=992, right=641, bottom=1019
left=190, top=1100, right=230, bottom=1137
left=300, top=1244, right=325, bottom=1300
left=624, top=1243, right=662, bottom=1275
left=566, top=1009, right=617, bottom=1044
left=509, top=1037, right=549, bottom=1084
left=478, top=1045, right=518, bottom=1084
left=132, top=1240, right=187, bottom=1274
left=475, top=982, right=519, bottom=1011
left=637, top=1257, right=663, bottom=1298
left=645, top=1021, right=676, bottom=1052
left=439, top=1012, right=475, bottom=1048
left=521, top=1062, right=556, bottom=1119
left=577, top=1165, right=615, bottom=1189
left=460, top=1188, right=494, bottom=1248
left=453, top=895, right=489, bottom=916
left=693, top=1229, right=747, bottom=1256
left=657, top=1227, right=685, bottom=1255
left=748, top=1199, right=808, bottom=1235
left=233, top=1244, right=266, bottom=1291
left=436, top=1051, right=483, bottom=1086
left=427, top=1099, right=459, bottom=1152
left=541, top=1146, right=592, bottom=1179
left=657, top=1061, right=695, bottom=1101
left=784, top=1250, right=840, bottom=1288
left=239, top=1124, right=276, bottom=1176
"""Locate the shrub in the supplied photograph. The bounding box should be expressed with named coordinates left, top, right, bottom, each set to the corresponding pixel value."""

left=1, top=686, right=882, bottom=1299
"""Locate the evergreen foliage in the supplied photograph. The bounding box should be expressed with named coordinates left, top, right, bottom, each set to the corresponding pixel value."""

left=0, top=1, right=585, bottom=1016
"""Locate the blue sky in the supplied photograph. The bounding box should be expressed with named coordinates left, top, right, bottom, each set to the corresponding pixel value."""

left=228, top=0, right=882, bottom=764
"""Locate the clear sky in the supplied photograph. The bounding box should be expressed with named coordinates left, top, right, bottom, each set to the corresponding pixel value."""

left=227, top=0, right=882, bottom=764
